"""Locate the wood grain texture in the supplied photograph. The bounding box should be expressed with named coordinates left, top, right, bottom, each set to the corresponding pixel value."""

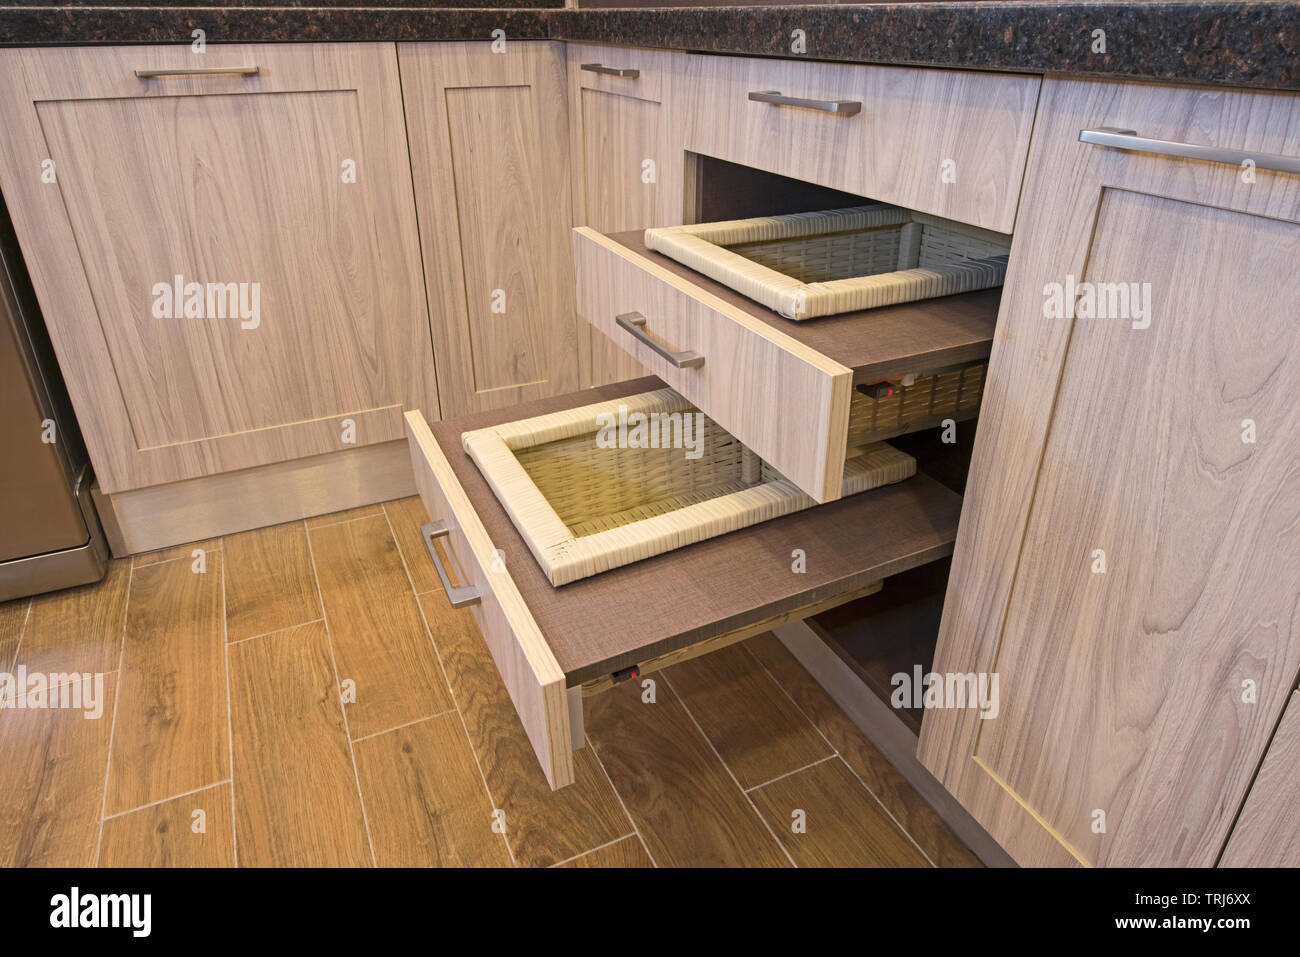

left=11, top=557, right=129, bottom=681
left=574, top=227, right=853, bottom=502
left=229, top=622, right=372, bottom=867
left=748, top=632, right=981, bottom=867
left=94, top=439, right=417, bottom=558
left=749, top=757, right=929, bottom=867
left=0, top=598, right=27, bottom=672
left=353, top=712, right=511, bottom=867
left=223, top=522, right=320, bottom=641
left=558, top=835, right=653, bottom=868
left=383, top=496, right=440, bottom=595
left=307, top=514, right=452, bottom=741
left=1221, top=692, right=1300, bottom=867
left=678, top=53, right=1039, bottom=233
left=399, top=41, right=581, bottom=419
left=0, top=44, right=434, bottom=492
left=133, top=539, right=221, bottom=568
left=418, top=590, right=631, bottom=865
left=664, top=643, right=832, bottom=790
left=584, top=677, right=791, bottom=867
left=107, top=555, right=227, bottom=815
left=920, top=77, right=1300, bottom=868
left=406, top=410, right=574, bottom=789
left=424, top=379, right=962, bottom=686
left=99, top=783, right=235, bottom=868
left=0, top=674, right=116, bottom=867
left=304, top=504, right=384, bottom=530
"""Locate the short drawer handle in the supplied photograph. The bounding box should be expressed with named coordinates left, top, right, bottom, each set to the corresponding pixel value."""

left=1079, top=127, right=1300, bottom=175
left=615, top=312, right=705, bottom=370
left=421, top=521, right=482, bottom=610
left=748, top=90, right=861, bottom=116
left=581, top=63, right=640, bottom=79
left=135, top=66, right=260, bottom=79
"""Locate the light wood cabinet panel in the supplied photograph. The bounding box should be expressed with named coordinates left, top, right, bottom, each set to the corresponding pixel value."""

left=679, top=55, right=1040, bottom=233
left=399, top=41, right=582, bottom=419
left=565, top=44, right=689, bottom=387
left=918, top=76, right=1300, bottom=867
left=1221, top=692, right=1300, bottom=867
left=0, top=44, right=434, bottom=493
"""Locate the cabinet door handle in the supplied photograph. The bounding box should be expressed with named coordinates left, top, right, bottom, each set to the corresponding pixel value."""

left=135, top=66, right=260, bottom=79
left=1079, top=127, right=1300, bottom=175
left=748, top=90, right=861, bottom=116
left=615, top=312, right=705, bottom=369
left=421, top=521, right=481, bottom=610
left=580, top=63, right=640, bottom=79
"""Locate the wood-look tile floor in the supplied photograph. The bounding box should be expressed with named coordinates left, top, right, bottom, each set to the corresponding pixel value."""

left=0, top=498, right=980, bottom=868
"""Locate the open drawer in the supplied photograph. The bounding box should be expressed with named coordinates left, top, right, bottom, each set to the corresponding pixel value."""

left=573, top=228, right=997, bottom=503
left=405, top=377, right=964, bottom=788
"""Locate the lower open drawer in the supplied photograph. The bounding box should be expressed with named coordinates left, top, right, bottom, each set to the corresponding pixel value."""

left=404, top=377, right=963, bottom=789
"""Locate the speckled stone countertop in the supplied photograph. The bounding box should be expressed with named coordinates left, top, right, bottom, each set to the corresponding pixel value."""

left=1, top=3, right=1297, bottom=92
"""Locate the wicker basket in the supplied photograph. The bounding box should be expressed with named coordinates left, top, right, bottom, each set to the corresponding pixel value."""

left=645, top=204, right=1010, bottom=320
left=848, top=362, right=987, bottom=446
left=463, top=388, right=916, bottom=586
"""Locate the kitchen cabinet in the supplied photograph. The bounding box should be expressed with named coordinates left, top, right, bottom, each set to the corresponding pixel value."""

left=565, top=43, right=687, bottom=387
left=918, top=76, right=1300, bottom=867
left=399, top=42, right=582, bottom=419
left=0, top=43, right=434, bottom=494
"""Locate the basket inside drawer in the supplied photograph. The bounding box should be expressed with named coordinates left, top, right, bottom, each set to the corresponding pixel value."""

left=462, top=388, right=916, bottom=586
left=644, top=204, right=1010, bottom=320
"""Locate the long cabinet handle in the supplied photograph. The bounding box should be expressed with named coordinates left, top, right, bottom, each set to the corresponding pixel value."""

left=1079, top=126, right=1300, bottom=175
left=615, top=312, right=705, bottom=370
left=421, top=521, right=481, bottom=610
left=748, top=89, right=861, bottom=116
left=581, top=63, right=640, bottom=79
left=135, top=66, right=260, bottom=79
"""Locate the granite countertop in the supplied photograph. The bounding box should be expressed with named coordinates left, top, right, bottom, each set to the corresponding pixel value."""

left=0, top=2, right=1296, bottom=92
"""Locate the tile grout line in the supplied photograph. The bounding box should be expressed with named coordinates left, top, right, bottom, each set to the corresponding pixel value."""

left=349, top=707, right=458, bottom=744
left=546, top=832, right=638, bottom=869
left=93, top=560, right=134, bottom=867
left=743, top=753, right=840, bottom=794
left=3, top=598, right=33, bottom=676
left=102, top=778, right=233, bottom=823
left=220, top=539, right=239, bottom=867
left=658, top=669, right=798, bottom=868
left=391, top=502, right=517, bottom=868
left=743, top=642, right=935, bottom=868
left=304, top=509, right=386, bottom=533
left=226, top=618, right=326, bottom=647
left=583, top=730, right=658, bottom=868
left=303, top=519, right=378, bottom=868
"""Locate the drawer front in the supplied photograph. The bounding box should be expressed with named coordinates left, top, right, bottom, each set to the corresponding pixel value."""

left=681, top=55, right=1040, bottom=233
left=571, top=43, right=670, bottom=103
left=404, top=410, right=574, bottom=790
left=573, top=227, right=854, bottom=503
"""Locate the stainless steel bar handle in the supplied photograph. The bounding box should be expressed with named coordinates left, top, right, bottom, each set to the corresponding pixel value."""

left=1079, top=127, right=1300, bottom=175
left=580, top=63, right=640, bottom=79
left=421, top=521, right=481, bottom=610
left=615, top=312, right=704, bottom=370
left=135, top=66, right=260, bottom=79
left=748, top=90, right=861, bottom=116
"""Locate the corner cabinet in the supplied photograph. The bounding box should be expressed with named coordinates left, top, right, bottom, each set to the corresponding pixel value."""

left=399, top=42, right=584, bottom=418
left=919, top=76, right=1300, bottom=867
left=0, top=43, right=435, bottom=493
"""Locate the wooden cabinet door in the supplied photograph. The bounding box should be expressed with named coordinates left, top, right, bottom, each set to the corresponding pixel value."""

left=0, top=44, right=434, bottom=493
left=918, top=77, right=1300, bottom=867
left=399, top=42, right=582, bottom=419
left=566, top=44, right=686, bottom=387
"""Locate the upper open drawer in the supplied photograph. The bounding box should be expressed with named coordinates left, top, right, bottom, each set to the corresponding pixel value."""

left=679, top=55, right=1041, bottom=234
left=573, top=227, right=997, bottom=502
